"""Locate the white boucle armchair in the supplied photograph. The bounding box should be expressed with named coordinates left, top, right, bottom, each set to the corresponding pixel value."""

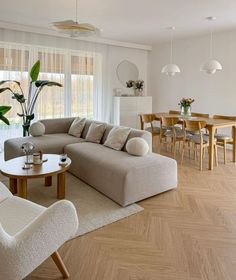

left=0, top=181, right=79, bottom=280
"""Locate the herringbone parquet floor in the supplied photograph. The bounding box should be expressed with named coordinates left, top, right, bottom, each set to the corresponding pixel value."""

left=26, top=145, right=236, bottom=280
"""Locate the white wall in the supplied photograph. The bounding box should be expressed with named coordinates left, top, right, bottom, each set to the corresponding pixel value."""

left=107, top=45, right=148, bottom=97
left=149, top=29, right=236, bottom=116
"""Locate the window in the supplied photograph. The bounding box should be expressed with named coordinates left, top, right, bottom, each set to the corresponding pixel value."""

left=37, top=51, right=65, bottom=119
left=71, top=54, right=94, bottom=118
left=0, top=42, right=99, bottom=143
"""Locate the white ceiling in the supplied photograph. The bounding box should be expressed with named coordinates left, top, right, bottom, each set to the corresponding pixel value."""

left=1, top=0, right=236, bottom=45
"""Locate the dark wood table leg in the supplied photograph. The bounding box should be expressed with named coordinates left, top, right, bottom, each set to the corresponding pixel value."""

left=57, top=172, right=65, bottom=199
left=45, top=176, right=52, bottom=187
left=9, top=178, right=17, bottom=194
left=17, top=178, right=27, bottom=199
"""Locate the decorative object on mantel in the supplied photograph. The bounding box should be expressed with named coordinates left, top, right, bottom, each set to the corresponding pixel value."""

left=126, top=80, right=144, bottom=96
left=161, top=26, right=181, bottom=77
left=0, top=60, right=62, bottom=136
left=178, top=98, right=194, bottom=117
left=51, top=0, right=100, bottom=37
left=200, top=17, right=222, bottom=75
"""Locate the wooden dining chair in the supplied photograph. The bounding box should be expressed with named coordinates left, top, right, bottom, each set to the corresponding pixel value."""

left=140, top=114, right=161, bottom=147
left=169, top=110, right=180, bottom=115
left=213, top=115, right=236, bottom=164
left=191, top=112, right=210, bottom=118
left=161, top=116, right=185, bottom=158
left=181, top=120, right=218, bottom=171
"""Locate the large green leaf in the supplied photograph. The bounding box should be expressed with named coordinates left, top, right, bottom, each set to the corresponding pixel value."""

left=30, top=60, right=40, bottom=82
left=0, top=115, right=10, bottom=125
left=0, top=106, right=11, bottom=115
left=0, top=105, right=11, bottom=125
left=35, top=80, right=62, bottom=88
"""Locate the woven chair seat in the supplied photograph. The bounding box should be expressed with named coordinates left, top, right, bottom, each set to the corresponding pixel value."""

left=189, top=134, right=216, bottom=144
left=145, top=126, right=161, bottom=134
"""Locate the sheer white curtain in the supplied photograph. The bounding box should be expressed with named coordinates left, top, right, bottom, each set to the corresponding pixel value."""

left=0, top=28, right=111, bottom=150
left=0, top=42, right=30, bottom=149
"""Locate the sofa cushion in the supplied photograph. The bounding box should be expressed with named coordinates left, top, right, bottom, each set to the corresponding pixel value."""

left=126, top=137, right=149, bottom=156
left=104, top=126, right=131, bottom=151
left=85, top=122, right=106, bottom=144
left=65, top=142, right=177, bottom=206
left=4, top=134, right=85, bottom=161
left=68, top=117, right=86, bottom=138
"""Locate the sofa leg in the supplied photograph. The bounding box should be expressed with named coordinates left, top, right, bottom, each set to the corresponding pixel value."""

left=51, top=251, right=70, bottom=279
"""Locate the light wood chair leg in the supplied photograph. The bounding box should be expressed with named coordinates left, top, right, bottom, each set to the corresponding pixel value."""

left=214, top=144, right=218, bottom=167
left=51, top=251, right=70, bottom=279
left=188, top=142, right=191, bottom=158
left=200, top=146, right=203, bottom=171
left=194, top=146, right=197, bottom=161
left=181, top=142, right=185, bottom=165
left=223, top=141, right=227, bottom=164
left=173, top=140, right=176, bottom=159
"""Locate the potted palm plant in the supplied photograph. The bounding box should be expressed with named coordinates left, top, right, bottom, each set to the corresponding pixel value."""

left=0, top=60, right=62, bottom=136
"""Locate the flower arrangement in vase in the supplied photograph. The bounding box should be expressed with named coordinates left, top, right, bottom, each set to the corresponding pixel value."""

left=126, top=80, right=144, bottom=96
left=178, top=97, right=194, bottom=116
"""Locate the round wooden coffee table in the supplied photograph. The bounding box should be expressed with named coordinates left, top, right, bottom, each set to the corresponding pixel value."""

left=0, top=154, right=71, bottom=199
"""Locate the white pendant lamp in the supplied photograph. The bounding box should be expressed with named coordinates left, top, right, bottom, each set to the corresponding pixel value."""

left=201, top=17, right=222, bottom=74
left=161, top=26, right=181, bottom=77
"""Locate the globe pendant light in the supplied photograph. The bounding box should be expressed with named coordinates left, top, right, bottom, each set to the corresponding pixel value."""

left=200, top=17, right=222, bottom=74
left=161, top=26, right=181, bottom=77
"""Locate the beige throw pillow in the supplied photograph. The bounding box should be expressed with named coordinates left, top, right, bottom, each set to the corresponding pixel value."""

left=68, top=117, right=86, bottom=138
left=86, top=122, right=106, bottom=143
left=104, top=126, right=131, bottom=151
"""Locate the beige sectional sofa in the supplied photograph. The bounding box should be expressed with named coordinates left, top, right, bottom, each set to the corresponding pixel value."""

left=4, top=118, right=177, bottom=206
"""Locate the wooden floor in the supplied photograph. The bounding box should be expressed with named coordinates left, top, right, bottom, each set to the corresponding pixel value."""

left=26, top=145, right=236, bottom=280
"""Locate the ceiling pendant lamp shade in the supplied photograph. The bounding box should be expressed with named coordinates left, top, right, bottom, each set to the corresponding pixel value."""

left=161, top=63, right=180, bottom=76
left=161, top=26, right=181, bottom=77
left=51, top=0, right=100, bottom=37
left=200, top=59, right=222, bottom=74
left=201, top=17, right=222, bottom=74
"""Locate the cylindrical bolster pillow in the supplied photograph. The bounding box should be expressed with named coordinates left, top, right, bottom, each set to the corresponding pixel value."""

left=126, top=137, right=149, bottom=156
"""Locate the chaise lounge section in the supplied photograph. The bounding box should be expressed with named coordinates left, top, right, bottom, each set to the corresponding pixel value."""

left=4, top=118, right=177, bottom=206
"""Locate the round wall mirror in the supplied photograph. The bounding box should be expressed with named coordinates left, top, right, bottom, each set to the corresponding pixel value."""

left=116, top=60, right=139, bottom=86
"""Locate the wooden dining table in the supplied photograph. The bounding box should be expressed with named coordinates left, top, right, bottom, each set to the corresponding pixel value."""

left=154, top=112, right=236, bottom=170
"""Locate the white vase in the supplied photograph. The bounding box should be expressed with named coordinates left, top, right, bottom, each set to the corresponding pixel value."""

left=134, top=89, right=143, bottom=96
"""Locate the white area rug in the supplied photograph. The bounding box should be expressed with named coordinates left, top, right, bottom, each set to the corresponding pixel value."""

left=1, top=173, right=143, bottom=237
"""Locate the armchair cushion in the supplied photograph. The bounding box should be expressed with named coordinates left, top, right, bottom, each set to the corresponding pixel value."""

left=0, top=196, right=45, bottom=236
left=0, top=181, right=12, bottom=203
